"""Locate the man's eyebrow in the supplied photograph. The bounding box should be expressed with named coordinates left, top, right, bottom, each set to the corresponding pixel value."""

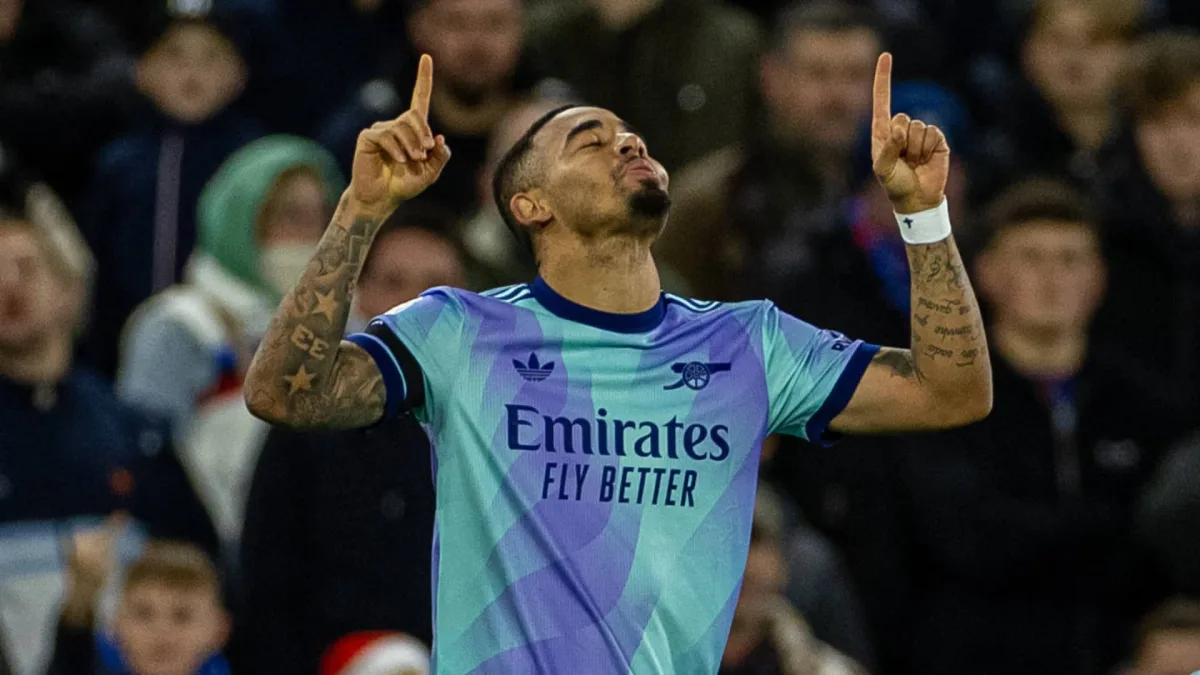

left=565, top=119, right=604, bottom=145
left=618, top=120, right=642, bottom=138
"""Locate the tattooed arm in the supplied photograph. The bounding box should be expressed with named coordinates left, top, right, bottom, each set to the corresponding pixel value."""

left=830, top=236, right=991, bottom=432
left=244, top=55, right=451, bottom=429
left=829, top=53, right=992, bottom=433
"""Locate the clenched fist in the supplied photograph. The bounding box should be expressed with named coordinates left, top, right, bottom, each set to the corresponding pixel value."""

left=871, top=53, right=950, bottom=214
left=350, top=54, right=452, bottom=217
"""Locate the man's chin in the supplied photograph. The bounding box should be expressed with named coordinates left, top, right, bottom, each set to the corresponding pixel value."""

left=629, top=181, right=671, bottom=220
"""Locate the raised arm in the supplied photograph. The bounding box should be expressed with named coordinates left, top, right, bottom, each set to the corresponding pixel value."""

left=244, top=55, right=451, bottom=430
left=830, top=54, right=992, bottom=433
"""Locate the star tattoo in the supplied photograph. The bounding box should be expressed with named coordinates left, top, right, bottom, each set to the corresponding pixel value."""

left=283, top=364, right=316, bottom=395
left=311, top=289, right=338, bottom=323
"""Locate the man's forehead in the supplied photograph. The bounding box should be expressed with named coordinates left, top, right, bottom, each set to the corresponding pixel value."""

left=541, top=107, right=624, bottom=140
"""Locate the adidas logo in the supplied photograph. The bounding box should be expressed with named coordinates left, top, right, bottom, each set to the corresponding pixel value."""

left=513, top=352, right=555, bottom=382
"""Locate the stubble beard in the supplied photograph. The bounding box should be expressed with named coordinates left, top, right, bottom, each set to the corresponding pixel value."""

left=625, top=179, right=671, bottom=236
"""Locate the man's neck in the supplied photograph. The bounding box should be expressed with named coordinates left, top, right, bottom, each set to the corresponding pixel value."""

left=431, top=85, right=514, bottom=137
left=992, top=323, right=1087, bottom=379
left=537, top=235, right=662, bottom=314
left=0, top=337, right=72, bottom=385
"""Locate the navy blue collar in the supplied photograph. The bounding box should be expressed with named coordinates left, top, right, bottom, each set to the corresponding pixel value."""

left=529, top=276, right=666, bottom=333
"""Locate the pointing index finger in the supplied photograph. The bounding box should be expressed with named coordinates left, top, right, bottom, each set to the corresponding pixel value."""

left=411, top=53, right=433, bottom=120
left=873, top=52, right=893, bottom=134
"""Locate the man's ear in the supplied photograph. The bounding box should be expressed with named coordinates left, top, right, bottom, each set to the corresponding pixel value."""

left=511, top=192, right=553, bottom=230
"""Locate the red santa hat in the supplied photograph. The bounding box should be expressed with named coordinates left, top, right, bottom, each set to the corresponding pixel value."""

left=320, top=631, right=430, bottom=675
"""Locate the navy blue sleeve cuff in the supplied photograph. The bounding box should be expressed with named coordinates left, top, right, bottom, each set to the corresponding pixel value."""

left=804, top=343, right=880, bottom=446
left=347, top=332, right=407, bottom=420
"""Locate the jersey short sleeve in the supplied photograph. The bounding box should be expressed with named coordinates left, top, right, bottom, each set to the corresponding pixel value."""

left=760, top=302, right=880, bottom=444
left=345, top=287, right=466, bottom=421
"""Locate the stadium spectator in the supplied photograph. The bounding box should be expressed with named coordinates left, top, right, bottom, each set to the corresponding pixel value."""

left=1092, top=30, right=1200, bottom=415
left=754, top=480, right=877, bottom=671
left=47, top=526, right=232, bottom=675
left=261, top=0, right=408, bottom=135
left=655, top=1, right=881, bottom=300
left=116, top=136, right=343, bottom=555
left=526, top=0, right=761, bottom=173
left=1138, top=431, right=1200, bottom=596
left=459, top=97, right=564, bottom=287
left=900, top=179, right=1188, bottom=675
left=1122, top=598, right=1200, bottom=675
left=320, top=0, right=529, bottom=218
left=720, top=484, right=866, bottom=675
left=973, top=0, right=1142, bottom=201
left=78, top=4, right=263, bottom=378
left=240, top=207, right=465, bottom=674
left=0, top=202, right=216, bottom=675
left=0, top=0, right=134, bottom=204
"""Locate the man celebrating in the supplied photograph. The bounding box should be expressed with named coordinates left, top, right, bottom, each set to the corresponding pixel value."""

left=244, top=54, right=992, bottom=673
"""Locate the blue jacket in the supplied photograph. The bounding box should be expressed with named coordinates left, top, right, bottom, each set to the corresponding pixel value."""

left=46, top=623, right=230, bottom=675
left=78, top=105, right=263, bottom=378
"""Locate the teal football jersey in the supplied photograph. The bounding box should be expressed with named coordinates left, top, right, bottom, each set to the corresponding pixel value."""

left=347, top=277, right=878, bottom=674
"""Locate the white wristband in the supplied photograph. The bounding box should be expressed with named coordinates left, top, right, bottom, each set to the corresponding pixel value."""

left=894, top=199, right=952, bottom=245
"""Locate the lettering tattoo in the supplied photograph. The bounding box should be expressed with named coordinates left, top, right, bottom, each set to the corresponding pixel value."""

left=864, top=236, right=990, bottom=417
left=917, top=297, right=958, bottom=315
left=244, top=197, right=387, bottom=429
left=925, top=345, right=953, bottom=359
left=934, top=325, right=974, bottom=339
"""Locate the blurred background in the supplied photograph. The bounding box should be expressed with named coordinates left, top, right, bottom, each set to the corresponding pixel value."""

left=0, top=0, right=1198, bottom=673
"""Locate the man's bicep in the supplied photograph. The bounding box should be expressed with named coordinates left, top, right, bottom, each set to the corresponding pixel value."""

left=829, top=348, right=942, bottom=433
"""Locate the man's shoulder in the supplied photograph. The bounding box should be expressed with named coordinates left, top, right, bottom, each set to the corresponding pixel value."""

left=382, top=284, right=534, bottom=320
left=664, top=294, right=770, bottom=323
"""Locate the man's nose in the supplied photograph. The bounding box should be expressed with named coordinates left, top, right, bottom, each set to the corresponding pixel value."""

left=618, top=133, right=647, bottom=159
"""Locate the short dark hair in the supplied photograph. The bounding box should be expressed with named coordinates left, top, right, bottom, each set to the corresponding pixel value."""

left=1121, top=30, right=1200, bottom=121
left=491, top=104, right=582, bottom=257
left=979, top=178, right=1098, bottom=249
left=769, top=0, right=880, bottom=55
left=1131, top=598, right=1200, bottom=661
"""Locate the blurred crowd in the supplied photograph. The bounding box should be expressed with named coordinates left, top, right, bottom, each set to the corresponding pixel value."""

left=0, top=0, right=1198, bottom=673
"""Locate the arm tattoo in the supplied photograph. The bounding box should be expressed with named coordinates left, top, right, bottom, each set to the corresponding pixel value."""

left=872, top=347, right=924, bottom=381
left=889, top=236, right=991, bottom=405
left=867, top=236, right=990, bottom=414
left=244, top=195, right=387, bottom=429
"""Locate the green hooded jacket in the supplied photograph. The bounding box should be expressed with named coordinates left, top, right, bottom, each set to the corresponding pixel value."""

left=196, top=135, right=346, bottom=301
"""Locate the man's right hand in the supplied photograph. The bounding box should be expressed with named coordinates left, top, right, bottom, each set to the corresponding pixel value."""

left=350, top=53, right=451, bottom=217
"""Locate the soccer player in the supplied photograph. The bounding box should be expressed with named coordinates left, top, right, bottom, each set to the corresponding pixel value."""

left=244, top=53, right=992, bottom=674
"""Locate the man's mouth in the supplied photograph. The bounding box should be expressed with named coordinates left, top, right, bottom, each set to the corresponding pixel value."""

left=622, top=159, right=658, bottom=180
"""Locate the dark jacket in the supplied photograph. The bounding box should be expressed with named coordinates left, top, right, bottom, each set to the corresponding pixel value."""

left=973, top=81, right=1101, bottom=204
left=78, top=105, right=263, bottom=378
left=0, top=0, right=135, bottom=203
left=0, top=368, right=217, bottom=547
left=900, top=352, right=1187, bottom=675
left=527, top=0, right=761, bottom=173
left=1090, top=125, right=1200, bottom=416
left=239, top=416, right=436, bottom=675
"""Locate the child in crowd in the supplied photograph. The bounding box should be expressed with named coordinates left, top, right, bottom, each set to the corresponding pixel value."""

left=48, top=516, right=231, bottom=675
left=80, top=0, right=263, bottom=378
